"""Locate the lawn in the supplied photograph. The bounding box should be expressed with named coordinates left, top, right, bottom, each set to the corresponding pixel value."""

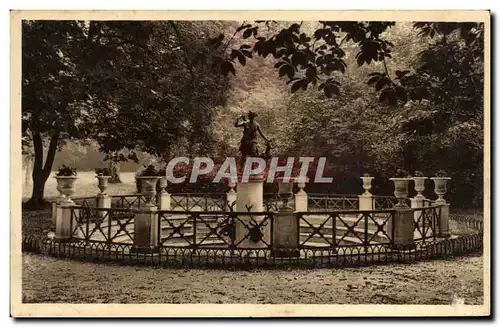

left=21, top=171, right=485, bottom=304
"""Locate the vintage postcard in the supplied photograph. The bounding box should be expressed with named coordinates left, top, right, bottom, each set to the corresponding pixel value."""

left=11, top=10, right=490, bottom=317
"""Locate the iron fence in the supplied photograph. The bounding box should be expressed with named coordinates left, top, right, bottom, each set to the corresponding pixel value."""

left=170, top=193, right=227, bottom=211
left=308, top=194, right=359, bottom=211
left=413, top=205, right=440, bottom=241
left=71, top=206, right=138, bottom=245
left=297, top=210, right=394, bottom=251
left=22, top=231, right=482, bottom=269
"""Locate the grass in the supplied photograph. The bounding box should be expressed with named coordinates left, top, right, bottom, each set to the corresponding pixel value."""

left=21, top=171, right=485, bottom=304
left=22, top=171, right=138, bottom=201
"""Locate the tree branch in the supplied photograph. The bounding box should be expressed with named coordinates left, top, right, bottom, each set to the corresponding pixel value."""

left=222, top=21, right=246, bottom=55
left=168, top=21, right=195, bottom=84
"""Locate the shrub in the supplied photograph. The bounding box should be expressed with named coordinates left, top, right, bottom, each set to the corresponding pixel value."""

left=95, top=167, right=112, bottom=176
left=56, top=165, right=77, bottom=177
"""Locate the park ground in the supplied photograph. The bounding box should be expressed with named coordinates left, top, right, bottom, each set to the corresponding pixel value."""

left=21, top=171, right=484, bottom=304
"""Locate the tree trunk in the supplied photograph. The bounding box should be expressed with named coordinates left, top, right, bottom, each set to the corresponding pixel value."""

left=107, top=160, right=122, bottom=184
left=26, top=169, right=49, bottom=208
left=24, top=131, right=59, bottom=209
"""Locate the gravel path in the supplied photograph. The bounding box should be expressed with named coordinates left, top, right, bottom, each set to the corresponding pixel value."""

left=22, top=253, right=483, bottom=304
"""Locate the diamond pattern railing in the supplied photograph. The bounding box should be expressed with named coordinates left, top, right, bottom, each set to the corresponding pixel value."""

left=156, top=211, right=275, bottom=249
left=308, top=194, right=359, bottom=211
left=70, top=206, right=136, bottom=244
left=170, top=193, right=227, bottom=212
left=297, top=210, right=394, bottom=250
left=65, top=193, right=444, bottom=252
left=413, top=205, right=439, bottom=241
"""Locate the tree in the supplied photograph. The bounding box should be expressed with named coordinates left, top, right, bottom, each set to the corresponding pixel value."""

left=22, top=20, right=232, bottom=207
left=22, top=21, right=91, bottom=207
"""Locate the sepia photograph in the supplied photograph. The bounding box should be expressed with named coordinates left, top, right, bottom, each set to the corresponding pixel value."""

left=11, top=10, right=490, bottom=317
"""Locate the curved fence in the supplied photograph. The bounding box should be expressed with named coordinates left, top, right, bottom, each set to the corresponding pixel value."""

left=24, top=192, right=483, bottom=268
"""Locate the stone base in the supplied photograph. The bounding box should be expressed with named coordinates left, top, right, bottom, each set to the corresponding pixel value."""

left=438, top=232, right=451, bottom=238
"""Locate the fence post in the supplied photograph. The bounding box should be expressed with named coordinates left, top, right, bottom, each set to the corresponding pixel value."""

left=133, top=178, right=160, bottom=253
left=431, top=177, right=451, bottom=238
left=159, top=190, right=171, bottom=211
left=388, top=178, right=414, bottom=249
left=226, top=178, right=237, bottom=211
left=389, top=206, right=415, bottom=249
left=97, top=194, right=111, bottom=219
left=359, top=176, right=374, bottom=211
left=133, top=204, right=159, bottom=252
left=273, top=178, right=300, bottom=257
left=55, top=200, right=75, bottom=240
left=294, top=179, right=308, bottom=212
left=157, top=176, right=171, bottom=210
left=235, top=173, right=268, bottom=249
left=52, top=193, right=65, bottom=225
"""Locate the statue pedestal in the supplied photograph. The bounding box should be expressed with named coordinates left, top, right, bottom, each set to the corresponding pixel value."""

left=235, top=173, right=270, bottom=249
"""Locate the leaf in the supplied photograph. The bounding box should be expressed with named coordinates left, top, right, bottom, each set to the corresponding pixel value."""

left=314, top=29, right=325, bottom=39
left=356, top=54, right=365, bottom=66
left=375, top=77, right=389, bottom=91
left=395, top=70, right=411, bottom=79
left=243, top=29, right=253, bottom=39
left=236, top=24, right=252, bottom=32
left=279, top=65, right=294, bottom=79
left=395, top=86, right=407, bottom=103
left=240, top=50, right=253, bottom=58
left=289, top=23, right=300, bottom=33
left=237, top=51, right=246, bottom=65
left=367, top=76, right=380, bottom=85
left=230, top=49, right=239, bottom=60
left=291, top=80, right=303, bottom=93
left=239, top=44, right=252, bottom=50
left=379, top=88, right=391, bottom=103
left=221, top=61, right=236, bottom=76
left=274, top=61, right=286, bottom=69
left=291, top=52, right=306, bottom=67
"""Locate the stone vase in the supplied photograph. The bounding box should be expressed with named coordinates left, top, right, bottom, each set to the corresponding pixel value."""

left=430, top=177, right=451, bottom=204
left=276, top=177, right=294, bottom=210
left=55, top=176, right=78, bottom=203
left=360, top=176, right=374, bottom=195
left=96, top=175, right=111, bottom=195
left=412, top=177, right=428, bottom=199
left=228, top=177, right=237, bottom=193
left=389, top=178, right=411, bottom=207
left=296, top=180, right=306, bottom=195
left=137, top=176, right=161, bottom=207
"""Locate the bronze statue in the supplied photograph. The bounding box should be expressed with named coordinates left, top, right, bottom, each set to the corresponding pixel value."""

left=235, top=111, right=271, bottom=159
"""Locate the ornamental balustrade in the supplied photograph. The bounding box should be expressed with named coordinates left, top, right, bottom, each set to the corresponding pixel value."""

left=52, top=174, right=458, bottom=257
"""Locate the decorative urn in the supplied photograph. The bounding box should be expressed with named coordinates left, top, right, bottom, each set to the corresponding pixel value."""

left=96, top=176, right=111, bottom=195
left=55, top=176, right=78, bottom=203
left=360, top=175, right=374, bottom=196
left=430, top=177, right=451, bottom=204
left=389, top=177, right=412, bottom=207
left=276, top=176, right=294, bottom=210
